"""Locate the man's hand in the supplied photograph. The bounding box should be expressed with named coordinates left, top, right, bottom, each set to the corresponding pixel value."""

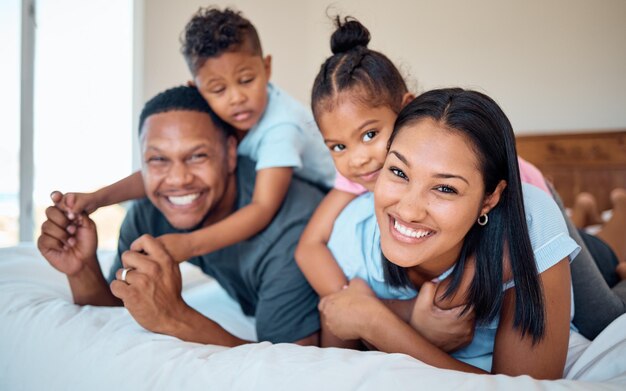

left=410, top=281, right=475, bottom=352
left=110, top=234, right=188, bottom=335
left=37, top=197, right=98, bottom=276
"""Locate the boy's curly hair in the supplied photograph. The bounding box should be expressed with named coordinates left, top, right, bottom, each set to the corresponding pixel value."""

left=181, top=7, right=262, bottom=74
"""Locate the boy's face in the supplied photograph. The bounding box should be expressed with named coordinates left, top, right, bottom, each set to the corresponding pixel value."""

left=193, top=51, right=272, bottom=133
left=140, top=110, right=237, bottom=230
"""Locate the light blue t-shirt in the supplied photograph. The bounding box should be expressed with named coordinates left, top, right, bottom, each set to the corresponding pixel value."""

left=327, top=183, right=581, bottom=372
left=236, top=83, right=335, bottom=189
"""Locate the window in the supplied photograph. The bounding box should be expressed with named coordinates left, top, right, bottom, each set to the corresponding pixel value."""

left=2, top=0, right=133, bottom=249
left=0, top=0, right=21, bottom=247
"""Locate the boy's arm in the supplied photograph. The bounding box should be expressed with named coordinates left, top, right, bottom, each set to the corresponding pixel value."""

left=110, top=235, right=249, bottom=346
left=93, top=171, right=146, bottom=207
left=162, top=167, right=293, bottom=261
left=295, top=189, right=357, bottom=297
left=55, top=171, right=146, bottom=217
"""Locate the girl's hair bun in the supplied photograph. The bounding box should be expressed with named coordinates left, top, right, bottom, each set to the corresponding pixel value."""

left=330, top=16, right=371, bottom=54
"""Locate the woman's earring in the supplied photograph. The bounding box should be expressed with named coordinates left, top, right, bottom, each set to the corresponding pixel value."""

left=477, top=214, right=489, bottom=226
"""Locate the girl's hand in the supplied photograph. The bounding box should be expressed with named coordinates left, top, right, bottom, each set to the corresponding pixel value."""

left=410, top=281, right=475, bottom=352
left=318, top=278, right=383, bottom=341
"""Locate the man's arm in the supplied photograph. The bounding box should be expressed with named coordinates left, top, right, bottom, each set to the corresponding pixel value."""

left=68, top=257, right=121, bottom=306
left=110, top=234, right=250, bottom=346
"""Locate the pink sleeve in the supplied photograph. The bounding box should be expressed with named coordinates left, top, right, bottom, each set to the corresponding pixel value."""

left=333, top=170, right=368, bottom=195
left=517, top=157, right=552, bottom=196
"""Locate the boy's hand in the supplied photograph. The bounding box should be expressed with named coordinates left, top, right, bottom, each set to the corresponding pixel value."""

left=156, top=233, right=192, bottom=263
left=50, top=190, right=100, bottom=219
left=410, top=281, right=475, bottom=352
left=37, top=204, right=98, bottom=277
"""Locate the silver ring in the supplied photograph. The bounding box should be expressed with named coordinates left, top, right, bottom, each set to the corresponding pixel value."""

left=121, top=267, right=133, bottom=283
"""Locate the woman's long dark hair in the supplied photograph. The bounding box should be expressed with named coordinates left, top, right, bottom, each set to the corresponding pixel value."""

left=383, top=88, right=545, bottom=342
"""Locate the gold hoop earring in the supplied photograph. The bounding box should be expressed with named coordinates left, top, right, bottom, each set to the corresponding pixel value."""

left=477, top=214, right=489, bottom=226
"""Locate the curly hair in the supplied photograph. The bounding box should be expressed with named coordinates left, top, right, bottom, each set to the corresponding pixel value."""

left=138, top=85, right=235, bottom=140
left=181, top=7, right=262, bottom=74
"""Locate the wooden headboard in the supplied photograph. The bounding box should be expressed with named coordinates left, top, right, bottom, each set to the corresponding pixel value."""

left=516, top=130, right=626, bottom=211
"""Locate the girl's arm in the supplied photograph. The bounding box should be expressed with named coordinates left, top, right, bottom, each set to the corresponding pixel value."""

left=294, top=189, right=358, bottom=297
left=491, top=258, right=571, bottom=379
left=296, top=191, right=476, bottom=350
left=54, top=171, right=146, bottom=217
left=319, top=278, right=486, bottom=374
left=160, top=167, right=293, bottom=262
left=321, top=259, right=571, bottom=378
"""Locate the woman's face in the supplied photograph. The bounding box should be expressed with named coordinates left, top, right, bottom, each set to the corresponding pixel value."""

left=317, top=94, right=398, bottom=192
left=374, top=118, right=496, bottom=277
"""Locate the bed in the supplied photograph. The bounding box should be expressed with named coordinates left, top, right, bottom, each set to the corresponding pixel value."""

left=516, top=130, right=626, bottom=212
left=1, top=244, right=626, bottom=390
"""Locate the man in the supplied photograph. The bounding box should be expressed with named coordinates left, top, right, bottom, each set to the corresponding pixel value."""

left=37, top=86, right=323, bottom=346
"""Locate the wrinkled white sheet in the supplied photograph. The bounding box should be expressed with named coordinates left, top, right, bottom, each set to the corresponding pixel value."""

left=1, top=244, right=625, bottom=390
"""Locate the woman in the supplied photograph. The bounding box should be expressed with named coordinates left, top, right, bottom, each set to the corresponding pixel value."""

left=319, top=88, right=580, bottom=379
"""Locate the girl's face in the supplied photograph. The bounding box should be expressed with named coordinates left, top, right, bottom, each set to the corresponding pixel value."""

left=374, top=118, right=501, bottom=278
left=317, top=95, right=397, bottom=192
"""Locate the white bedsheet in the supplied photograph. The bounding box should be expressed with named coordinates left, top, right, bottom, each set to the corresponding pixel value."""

left=1, top=244, right=625, bottom=390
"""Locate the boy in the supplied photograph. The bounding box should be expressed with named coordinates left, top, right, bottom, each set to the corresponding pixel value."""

left=57, top=7, right=334, bottom=261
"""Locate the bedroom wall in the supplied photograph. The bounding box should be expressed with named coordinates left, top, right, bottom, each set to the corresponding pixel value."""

left=137, top=0, right=626, bottom=134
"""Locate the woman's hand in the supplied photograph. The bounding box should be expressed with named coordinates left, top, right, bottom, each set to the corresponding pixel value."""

left=318, top=278, right=385, bottom=341
left=321, top=279, right=486, bottom=375
left=410, top=281, right=475, bottom=352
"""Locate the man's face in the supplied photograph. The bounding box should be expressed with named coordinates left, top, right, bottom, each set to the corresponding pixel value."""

left=140, top=110, right=237, bottom=230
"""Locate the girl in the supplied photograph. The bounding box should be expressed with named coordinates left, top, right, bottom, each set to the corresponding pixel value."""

left=318, top=88, right=580, bottom=379
left=295, top=16, right=553, bottom=349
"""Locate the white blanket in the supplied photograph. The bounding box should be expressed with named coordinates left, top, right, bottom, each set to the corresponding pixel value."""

left=1, top=244, right=625, bottom=390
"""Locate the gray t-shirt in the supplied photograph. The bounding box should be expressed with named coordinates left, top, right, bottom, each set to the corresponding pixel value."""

left=109, top=157, right=323, bottom=343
